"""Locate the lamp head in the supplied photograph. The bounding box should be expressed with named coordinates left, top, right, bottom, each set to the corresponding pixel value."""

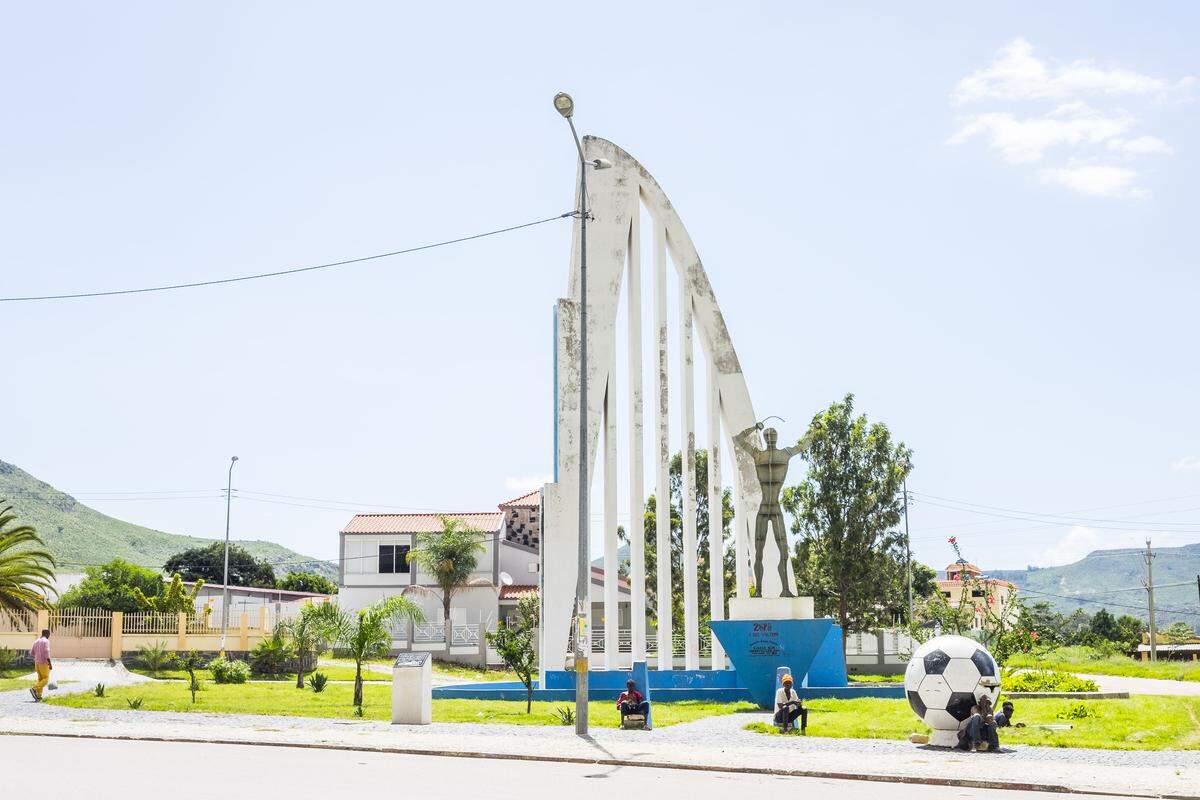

left=591, top=158, right=613, bottom=170
left=553, top=92, right=574, bottom=119
left=231, top=456, right=239, bottom=463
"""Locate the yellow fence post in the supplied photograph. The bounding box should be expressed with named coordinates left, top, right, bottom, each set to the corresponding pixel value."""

left=258, top=605, right=268, bottom=632
left=111, top=612, right=123, bottom=660
left=36, top=609, right=49, bottom=633
left=239, top=612, right=249, bottom=652
left=177, top=612, right=187, bottom=651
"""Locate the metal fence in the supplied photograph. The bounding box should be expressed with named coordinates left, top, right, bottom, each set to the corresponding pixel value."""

left=49, top=608, right=111, bottom=638
left=0, top=609, right=36, bottom=633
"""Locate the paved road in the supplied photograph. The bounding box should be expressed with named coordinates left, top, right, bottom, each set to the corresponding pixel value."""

left=0, top=735, right=1133, bottom=800
left=1075, top=672, right=1200, bottom=697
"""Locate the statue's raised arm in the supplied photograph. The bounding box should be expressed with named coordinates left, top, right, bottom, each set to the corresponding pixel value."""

left=782, top=423, right=821, bottom=458
left=733, top=423, right=763, bottom=455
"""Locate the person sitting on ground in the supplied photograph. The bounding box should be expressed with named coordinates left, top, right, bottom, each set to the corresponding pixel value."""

left=616, top=679, right=650, bottom=728
left=957, top=695, right=1000, bottom=752
left=994, top=700, right=1016, bottom=728
left=773, top=674, right=807, bottom=733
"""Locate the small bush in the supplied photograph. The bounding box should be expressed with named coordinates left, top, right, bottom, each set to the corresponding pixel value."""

left=127, top=697, right=144, bottom=710
left=136, top=641, right=173, bottom=676
left=250, top=630, right=296, bottom=677
left=354, top=705, right=364, bottom=718
left=554, top=706, right=575, bottom=726
left=1006, top=670, right=1098, bottom=693
left=94, top=683, right=106, bottom=697
left=209, top=656, right=250, bottom=685
left=1057, top=702, right=1098, bottom=720
left=0, top=647, right=19, bottom=672
left=309, top=672, right=328, bottom=693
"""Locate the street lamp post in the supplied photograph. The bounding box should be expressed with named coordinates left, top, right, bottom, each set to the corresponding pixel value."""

left=553, top=92, right=611, bottom=736
left=218, top=455, right=239, bottom=656
left=901, top=467, right=913, bottom=625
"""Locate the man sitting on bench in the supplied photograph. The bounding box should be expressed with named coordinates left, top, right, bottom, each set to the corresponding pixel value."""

left=774, top=674, right=807, bottom=733
left=617, top=679, right=651, bottom=729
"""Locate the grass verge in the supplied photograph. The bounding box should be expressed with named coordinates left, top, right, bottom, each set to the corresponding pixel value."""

left=744, top=697, right=1200, bottom=751
left=129, top=666, right=387, bottom=683
left=1007, top=646, right=1200, bottom=683
left=46, top=680, right=753, bottom=727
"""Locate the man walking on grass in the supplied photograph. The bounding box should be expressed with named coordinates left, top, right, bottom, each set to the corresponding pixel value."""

left=29, top=628, right=51, bottom=702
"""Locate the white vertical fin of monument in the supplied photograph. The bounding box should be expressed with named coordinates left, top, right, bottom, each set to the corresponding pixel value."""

left=707, top=362, right=726, bottom=668
left=603, top=373, right=619, bottom=670
left=653, top=219, right=673, bottom=671
left=678, top=261, right=700, bottom=672
left=626, top=209, right=646, bottom=663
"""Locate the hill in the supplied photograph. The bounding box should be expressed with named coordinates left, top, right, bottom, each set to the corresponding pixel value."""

left=988, top=544, right=1200, bottom=627
left=1, top=460, right=336, bottom=582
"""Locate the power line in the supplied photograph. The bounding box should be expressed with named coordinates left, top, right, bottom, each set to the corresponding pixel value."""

left=0, top=211, right=573, bottom=303
left=913, top=492, right=1200, bottom=527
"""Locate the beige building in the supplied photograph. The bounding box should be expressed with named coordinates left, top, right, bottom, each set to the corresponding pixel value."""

left=936, top=561, right=1016, bottom=631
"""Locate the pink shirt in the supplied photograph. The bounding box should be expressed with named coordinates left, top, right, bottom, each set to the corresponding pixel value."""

left=30, top=637, right=50, bottom=665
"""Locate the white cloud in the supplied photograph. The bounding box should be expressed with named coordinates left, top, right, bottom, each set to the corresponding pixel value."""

left=1039, top=163, right=1148, bottom=199
left=949, top=39, right=1188, bottom=200
left=948, top=104, right=1132, bottom=164
left=503, top=474, right=552, bottom=492
left=954, top=38, right=1170, bottom=104
left=1107, top=135, right=1174, bottom=156
left=1170, top=456, right=1200, bottom=472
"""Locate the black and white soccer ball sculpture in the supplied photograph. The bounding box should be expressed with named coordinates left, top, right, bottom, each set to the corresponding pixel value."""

left=904, top=635, right=1000, bottom=747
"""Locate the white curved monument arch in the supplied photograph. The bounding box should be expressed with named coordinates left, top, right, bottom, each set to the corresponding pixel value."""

left=540, top=136, right=795, bottom=673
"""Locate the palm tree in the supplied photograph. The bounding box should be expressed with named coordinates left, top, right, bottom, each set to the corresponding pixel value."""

left=406, top=516, right=487, bottom=649
left=0, top=502, right=56, bottom=613
left=334, top=596, right=423, bottom=707
left=280, top=601, right=341, bottom=688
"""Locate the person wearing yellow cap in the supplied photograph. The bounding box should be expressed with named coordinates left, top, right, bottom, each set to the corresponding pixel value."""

left=774, top=673, right=807, bottom=733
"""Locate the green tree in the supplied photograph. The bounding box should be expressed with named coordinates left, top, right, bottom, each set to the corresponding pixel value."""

left=626, top=448, right=736, bottom=636
left=333, top=597, right=423, bottom=707
left=280, top=602, right=341, bottom=688
left=134, top=573, right=202, bottom=613
left=783, top=394, right=912, bottom=652
left=406, top=516, right=487, bottom=647
left=175, top=650, right=204, bottom=703
left=0, top=502, right=56, bottom=612
left=163, top=543, right=276, bottom=589
left=485, top=593, right=539, bottom=712
left=278, top=571, right=336, bottom=594
left=59, top=558, right=162, bottom=612
left=1114, top=614, right=1145, bottom=650
left=1162, top=621, right=1196, bottom=644
left=1088, top=608, right=1120, bottom=644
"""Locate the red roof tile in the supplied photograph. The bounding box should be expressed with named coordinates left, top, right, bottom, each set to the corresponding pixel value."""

left=499, top=584, right=539, bottom=600
left=342, top=512, right=502, bottom=535
left=499, top=490, right=541, bottom=509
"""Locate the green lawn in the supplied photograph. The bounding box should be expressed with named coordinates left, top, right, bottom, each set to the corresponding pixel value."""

left=847, top=674, right=903, bottom=683
left=1007, top=647, right=1200, bottom=683
left=46, top=680, right=752, bottom=727
left=0, top=669, right=32, bottom=692
left=746, top=697, right=1200, bottom=751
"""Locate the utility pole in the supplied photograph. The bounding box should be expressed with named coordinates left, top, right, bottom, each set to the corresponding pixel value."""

left=218, top=455, right=239, bottom=657
left=901, top=471, right=913, bottom=625
left=1143, top=539, right=1157, bottom=662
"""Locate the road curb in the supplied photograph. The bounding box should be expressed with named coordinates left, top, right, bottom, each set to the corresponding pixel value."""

left=3, top=728, right=1195, bottom=799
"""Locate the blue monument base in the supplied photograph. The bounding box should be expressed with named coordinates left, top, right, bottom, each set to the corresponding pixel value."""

left=433, top=667, right=749, bottom=703
left=710, top=617, right=859, bottom=708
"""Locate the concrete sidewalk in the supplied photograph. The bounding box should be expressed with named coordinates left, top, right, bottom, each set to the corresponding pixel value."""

left=0, top=699, right=1196, bottom=798
left=1074, top=673, right=1200, bottom=698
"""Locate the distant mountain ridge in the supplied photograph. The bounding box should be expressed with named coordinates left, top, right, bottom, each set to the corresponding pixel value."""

left=1, top=460, right=336, bottom=581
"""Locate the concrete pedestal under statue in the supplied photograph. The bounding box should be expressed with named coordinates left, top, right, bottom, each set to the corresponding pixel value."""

left=392, top=652, right=432, bottom=725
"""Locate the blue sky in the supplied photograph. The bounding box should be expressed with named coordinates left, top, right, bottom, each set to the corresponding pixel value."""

left=3, top=2, right=1198, bottom=574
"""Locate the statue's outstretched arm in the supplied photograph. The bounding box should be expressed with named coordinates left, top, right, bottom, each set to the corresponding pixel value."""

left=733, top=424, right=761, bottom=455
left=783, top=426, right=821, bottom=458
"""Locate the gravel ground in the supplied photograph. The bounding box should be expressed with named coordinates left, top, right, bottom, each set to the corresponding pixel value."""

left=0, top=692, right=1195, bottom=797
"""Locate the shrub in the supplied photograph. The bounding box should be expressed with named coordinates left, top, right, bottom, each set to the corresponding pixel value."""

left=209, top=656, right=250, bottom=685
left=1005, top=670, right=1098, bottom=693
left=94, top=683, right=106, bottom=697
left=127, top=697, right=143, bottom=710
left=354, top=705, right=364, bottom=718
left=0, top=646, right=19, bottom=672
left=555, top=706, right=575, bottom=726
left=136, top=641, right=173, bottom=676
left=309, top=671, right=328, bottom=693
left=250, top=631, right=296, bottom=676
left=1057, top=702, right=1098, bottom=720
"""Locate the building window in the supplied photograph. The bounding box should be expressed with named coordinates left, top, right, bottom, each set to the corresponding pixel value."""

left=379, top=544, right=410, bottom=574
left=942, top=591, right=952, bottom=598
left=971, top=589, right=985, bottom=598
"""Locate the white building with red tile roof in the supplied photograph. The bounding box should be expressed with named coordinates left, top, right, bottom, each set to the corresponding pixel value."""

left=338, top=491, right=629, bottom=664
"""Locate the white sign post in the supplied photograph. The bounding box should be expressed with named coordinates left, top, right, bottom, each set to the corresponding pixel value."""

left=391, top=652, right=432, bottom=725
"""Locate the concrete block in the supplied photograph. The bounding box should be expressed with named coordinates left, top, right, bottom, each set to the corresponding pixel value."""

left=391, top=652, right=432, bottom=725
left=728, top=596, right=814, bottom=621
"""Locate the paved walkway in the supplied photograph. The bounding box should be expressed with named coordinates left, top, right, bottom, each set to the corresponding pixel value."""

left=1074, top=672, right=1200, bottom=697
left=0, top=694, right=1195, bottom=797
left=4, top=660, right=151, bottom=703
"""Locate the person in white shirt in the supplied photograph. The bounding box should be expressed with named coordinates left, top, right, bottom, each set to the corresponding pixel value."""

left=773, top=673, right=807, bottom=732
